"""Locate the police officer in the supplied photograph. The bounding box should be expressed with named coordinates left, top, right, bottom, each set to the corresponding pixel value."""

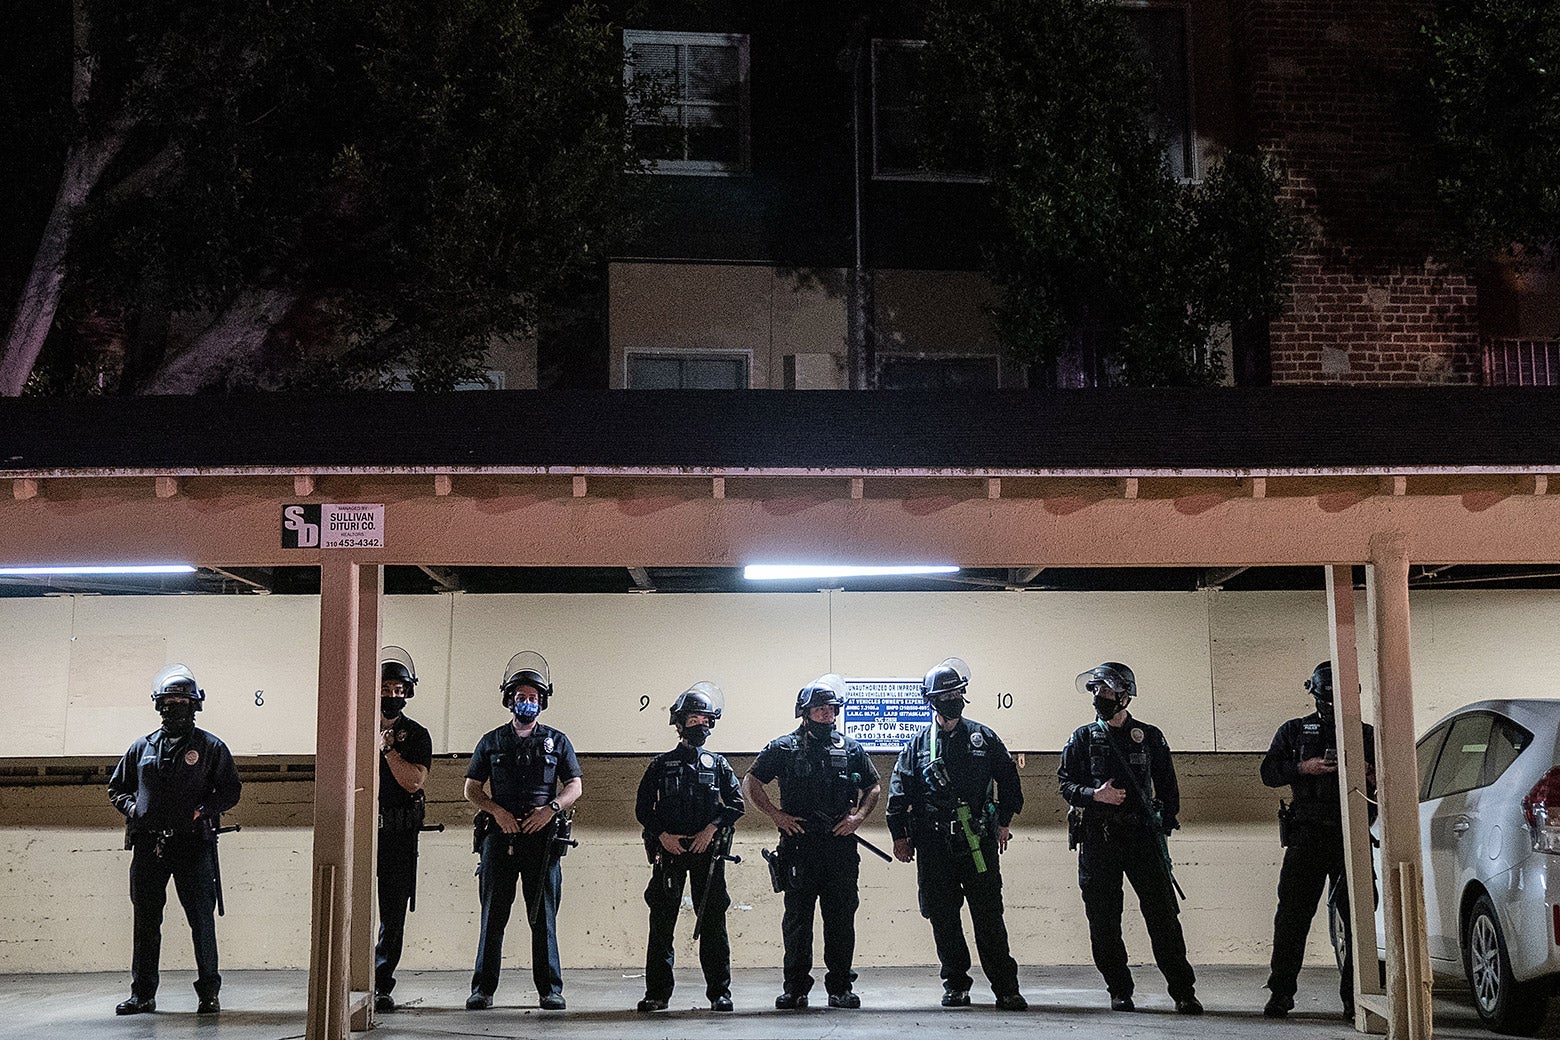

left=743, top=674, right=881, bottom=1009
left=887, top=658, right=1027, bottom=1011
left=374, top=646, right=434, bottom=1013
left=634, top=682, right=745, bottom=1012
left=1261, top=660, right=1375, bottom=1019
left=463, top=651, right=583, bottom=1011
left=1059, top=662, right=1202, bottom=1014
left=107, top=664, right=242, bottom=1016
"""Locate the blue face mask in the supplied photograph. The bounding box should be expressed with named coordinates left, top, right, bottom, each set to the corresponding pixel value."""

left=512, top=699, right=541, bottom=722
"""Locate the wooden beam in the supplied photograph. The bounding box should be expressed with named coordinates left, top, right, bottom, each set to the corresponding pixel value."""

left=12, top=478, right=38, bottom=500
left=1533, top=474, right=1549, bottom=496
left=1118, top=477, right=1139, bottom=499
left=850, top=477, right=864, bottom=500
left=307, top=559, right=360, bottom=1040
left=711, top=477, right=725, bottom=500
left=986, top=477, right=1001, bottom=499
left=154, top=476, right=180, bottom=498
left=433, top=474, right=452, bottom=497
left=1381, top=475, right=1407, bottom=497
left=572, top=475, right=587, bottom=498
left=295, top=475, right=317, bottom=497
left=1325, top=565, right=1387, bottom=1034
left=1368, top=540, right=1432, bottom=1040
left=349, top=566, right=382, bottom=1031
left=1245, top=477, right=1267, bottom=499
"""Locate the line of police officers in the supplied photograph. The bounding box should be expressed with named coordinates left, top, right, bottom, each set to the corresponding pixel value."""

left=107, top=652, right=1365, bottom=1020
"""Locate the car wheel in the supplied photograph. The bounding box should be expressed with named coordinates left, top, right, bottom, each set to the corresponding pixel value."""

left=1463, top=893, right=1550, bottom=1036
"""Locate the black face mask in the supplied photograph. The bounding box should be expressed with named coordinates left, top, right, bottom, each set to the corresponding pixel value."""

left=681, top=723, right=711, bottom=747
left=381, top=697, right=407, bottom=719
left=804, top=719, right=835, bottom=741
left=159, top=702, right=197, bottom=737
left=935, top=696, right=967, bottom=719
left=1093, top=695, right=1127, bottom=721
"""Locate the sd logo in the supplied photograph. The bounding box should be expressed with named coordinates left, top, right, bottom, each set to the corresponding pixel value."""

left=282, top=504, right=322, bottom=548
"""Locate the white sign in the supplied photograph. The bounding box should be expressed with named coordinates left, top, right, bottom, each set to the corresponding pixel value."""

left=281, top=503, right=385, bottom=549
left=843, top=677, right=933, bottom=753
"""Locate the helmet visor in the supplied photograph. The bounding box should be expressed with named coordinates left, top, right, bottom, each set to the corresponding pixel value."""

left=503, top=650, right=551, bottom=693
left=1076, top=666, right=1132, bottom=697
left=380, top=645, right=417, bottom=681
left=673, top=680, right=725, bottom=718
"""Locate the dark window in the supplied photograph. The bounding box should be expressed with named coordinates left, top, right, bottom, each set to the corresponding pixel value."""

left=878, top=354, right=1000, bottom=390
left=1425, top=713, right=1495, bottom=801
left=1417, top=723, right=1449, bottom=801
left=625, top=31, right=750, bottom=174
left=1123, top=5, right=1195, bottom=180
left=871, top=40, right=982, bottom=180
left=627, top=353, right=749, bottom=389
left=1483, top=716, right=1532, bottom=786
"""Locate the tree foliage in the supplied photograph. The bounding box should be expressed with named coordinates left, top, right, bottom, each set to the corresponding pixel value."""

left=1, top=0, right=646, bottom=394
left=921, top=0, right=1297, bottom=386
left=1414, top=0, right=1560, bottom=266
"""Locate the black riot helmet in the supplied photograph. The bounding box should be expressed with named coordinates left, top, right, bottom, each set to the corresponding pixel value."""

left=151, top=664, right=206, bottom=710
left=1304, top=661, right=1334, bottom=704
left=921, top=657, right=972, bottom=702
left=669, top=681, right=725, bottom=726
left=500, top=650, right=553, bottom=710
left=1305, top=660, right=1334, bottom=721
left=380, top=645, right=418, bottom=698
left=1076, top=661, right=1136, bottom=720
left=794, top=673, right=848, bottom=718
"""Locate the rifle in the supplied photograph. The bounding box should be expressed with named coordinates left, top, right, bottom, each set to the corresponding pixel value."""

left=692, top=828, right=740, bottom=941
left=806, top=811, right=892, bottom=863
left=212, top=822, right=240, bottom=917
left=1092, top=721, right=1186, bottom=901
left=408, top=823, right=444, bottom=913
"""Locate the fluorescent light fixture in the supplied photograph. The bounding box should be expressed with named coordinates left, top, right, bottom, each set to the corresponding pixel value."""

left=744, top=564, right=960, bottom=581
left=0, top=564, right=198, bottom=576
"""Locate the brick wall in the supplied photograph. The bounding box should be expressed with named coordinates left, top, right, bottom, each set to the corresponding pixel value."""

left=1237, top=0, right=1481, bottom=384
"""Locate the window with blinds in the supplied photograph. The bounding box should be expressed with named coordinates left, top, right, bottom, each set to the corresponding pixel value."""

left=625, top=30, right=751, bottom=175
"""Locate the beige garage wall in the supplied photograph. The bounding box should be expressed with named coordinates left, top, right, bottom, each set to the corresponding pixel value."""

left=4, top=588, right=1558, bottom=757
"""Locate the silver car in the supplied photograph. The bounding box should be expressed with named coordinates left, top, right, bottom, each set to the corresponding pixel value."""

left=1362, top=699, right=1560, bottom=1034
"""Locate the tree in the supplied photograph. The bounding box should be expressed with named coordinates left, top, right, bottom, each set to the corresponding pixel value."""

left=1414, top=0, right=1560, bottom=267
left=921, top=0, right=1296, bottom=386
left=0, top=0, right=646, bottom=395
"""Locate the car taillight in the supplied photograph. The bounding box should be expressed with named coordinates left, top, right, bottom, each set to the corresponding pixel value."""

left=1523, top=767, right=1560, bottom=854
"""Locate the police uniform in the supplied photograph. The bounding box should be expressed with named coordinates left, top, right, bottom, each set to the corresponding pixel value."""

left=466, top=720, right=581, bottom=1002
left=887, top=717, right=1023, bottom=1002
left=108, top=725, right=242, bottom=1009
left=1058, top=714, right=1197, bottom=1006
left=749, top=726, right=879, bottom=1001
left=374, top=711, right=433, bottom=1001
left=635, top=743, right=744, bottom=1005
left=1261, top=711, right=1375, bottom=1014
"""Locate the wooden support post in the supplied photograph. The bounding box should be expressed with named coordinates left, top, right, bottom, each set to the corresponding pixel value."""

left=296, top=475, right=317, bottom=497
left=1380, top=475, right=1407, bottom=497
left=1368, top=539, right=1432, bottom=1040
left=348, top=565, right=382, bottom=1031
left=12, top=478, right=38, bottom=500
left=986, top=477, right=1001, bottom=499
left=1118, top=477, right=1139, bottom=499
left=850, top=477, right=864, bottom=500
left=307, top=559, right=361, bottom=1040
left=711, top=477, right=725, bottom=500
left=1246, top=477, right=1267, bottom=499
left=1532, top=474, right=1549, bottom=496
left=433, top=474, right=452, bottom=497
left=572, top=475, right=587, bottom=498
left=155, top=476, right=180, bottom=498
left=1326, top=565, right=1387, bottom=1034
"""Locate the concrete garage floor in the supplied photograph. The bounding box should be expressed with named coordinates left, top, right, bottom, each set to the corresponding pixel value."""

left=0, top=965, right=1520, bottom=1040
